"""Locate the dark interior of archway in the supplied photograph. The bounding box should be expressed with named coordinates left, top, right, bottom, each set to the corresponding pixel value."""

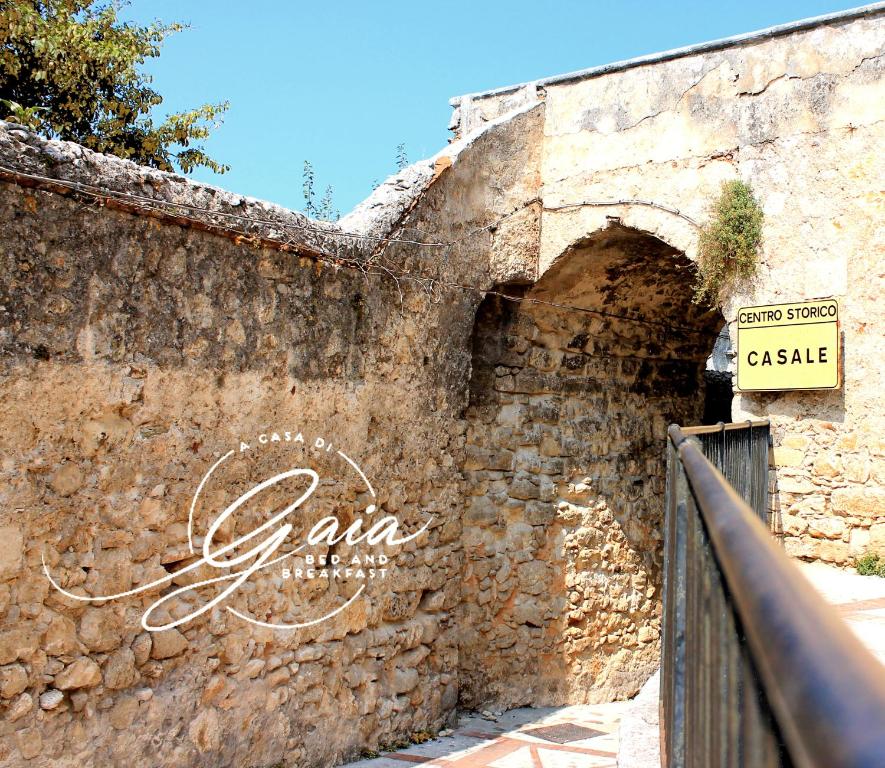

left=458, top=224, right=725, bottom=709
left=703, top=326, right=735, bottom=424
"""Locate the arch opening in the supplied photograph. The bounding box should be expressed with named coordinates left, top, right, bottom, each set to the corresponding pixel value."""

left=458, top=224, right=724, bottom=708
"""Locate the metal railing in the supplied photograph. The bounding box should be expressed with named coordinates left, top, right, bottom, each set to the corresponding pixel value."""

left=676, top=421, right=770, bottom=523
left=662, top=422, right=885, bottom=768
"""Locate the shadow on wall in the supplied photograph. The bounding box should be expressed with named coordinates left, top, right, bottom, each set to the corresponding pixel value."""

left=458, top=223, right=723, bottom=709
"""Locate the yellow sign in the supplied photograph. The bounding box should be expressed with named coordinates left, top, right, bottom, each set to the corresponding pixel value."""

left=736, top=299, right=840, bottom=392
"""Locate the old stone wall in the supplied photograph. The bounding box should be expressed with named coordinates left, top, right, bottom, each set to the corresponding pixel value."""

left=0, top=97, right=544, bottom=767
left=0, top=177, right=460, bottom=766
left=0, top=6, right=883, bottom=767
left=459, top=228, right=721, bottom=708
left=454, top=8, right=885, bottom=567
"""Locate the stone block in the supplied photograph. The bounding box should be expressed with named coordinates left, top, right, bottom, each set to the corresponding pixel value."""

left=513, top=449, right=543, bottom=474
left=517, top=561, right=550, bottom=595
left=16, top=728, right=42, bottom=761
left=778, top=476, right=816, bottom=495
left=104, top=647, right=138, bottom=690
left=527, top=398, right=561, bottom=423
left=843, top=456, right=871, bottom=483
left=382, top=591, right=420, bottom=622
left=497, top=404, right=524, bottom=426
left=49, top=463, right=84, bottom=496
left=505, top=523, right=534, bottom=551
left=790, top=495, right=826, bottom=516
left=833, top=431, right=857, bottom=452
left=869, top=523, right=885, bottom=552
left=780, top=514, right=807, bottom=536
left=525, top=501, right=556, bottom=525
left=55, top=657, right=101, bottom=690
left=189, top=708, right=222, bottom=752
left=539, top=432, right=562, bottom=457
left=813, top=455, right=841, bottom=479
left=0, top=629, right=37, bottom=665
left=849, top=527, right=871, bottom=556
left=832, top=487, right=885, bottom=518
left=817, top=539, right=849, bottom=564
left=807, top=517, right=845, bottom=539
left=784, top=535, right=819, bottom=560
left=773, top=447, right=805, bottom=467
left=509, top=475, right=540, bottom=500
left=131, top=633, right=152, bottom=665
left=138, top=497, right=169, bottom=530
left=511, top=597, right=545, bottom=627
left=39, top=689, right=64, bottom=710
left=109, top=696, right=139, bottom=729
left=528, top=348, right=558, bottom=373
left=293, top=644, right=324, bottom=663
left=79, top=607, right=122, bottom=653
left=7, top=692, right=33, bottom=722
left=84, top=548, right=133, bottom=596
left=0, top=526, right=23, bottom=581
left=465, top=496, right=499, bottom=526
left=0, top=664, right=28, bottom=698
left=150, top=629, right=188, bottom=660
left=389, top=667, right=419, bottom=694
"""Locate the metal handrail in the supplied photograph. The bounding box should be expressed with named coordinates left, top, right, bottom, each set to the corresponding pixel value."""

left=669, top=424, right=885, bottom=768
left=678, top=419, right=770, bottom=436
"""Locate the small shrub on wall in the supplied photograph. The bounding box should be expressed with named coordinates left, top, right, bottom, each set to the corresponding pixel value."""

left=693, top=180, right=764, bottom=305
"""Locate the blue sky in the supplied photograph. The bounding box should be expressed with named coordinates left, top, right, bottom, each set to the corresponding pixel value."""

left=123, top=1, right=867, bottom=216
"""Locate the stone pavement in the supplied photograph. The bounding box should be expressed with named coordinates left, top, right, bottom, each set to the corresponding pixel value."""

left=614, top=672, right=660, bottom=768
left=798, top=561, right=885, bottom=666
left=343, top=703, right=630, bottom=768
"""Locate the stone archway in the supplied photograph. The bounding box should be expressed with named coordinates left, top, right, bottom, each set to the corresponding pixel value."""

left=458, top=223, right=723, bottom=708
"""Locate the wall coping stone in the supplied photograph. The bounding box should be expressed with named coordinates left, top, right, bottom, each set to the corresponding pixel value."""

left=450, top=2, right=885, bottom=105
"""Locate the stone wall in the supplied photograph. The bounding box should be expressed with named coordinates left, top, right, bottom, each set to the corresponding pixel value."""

left=459, top=227, right=721, bottom=708
left=455, top=8, right=885, bottom=568
left=0, top=97, right=544, bottom=766
left=0, top=6, right=883, bottom=767
left=0, top=175, right=461, bottom=766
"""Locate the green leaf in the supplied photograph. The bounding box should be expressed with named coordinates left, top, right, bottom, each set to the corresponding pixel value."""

left=693, top=180, right=764, bottom=306
left=0, top=0, right=228, bottom=174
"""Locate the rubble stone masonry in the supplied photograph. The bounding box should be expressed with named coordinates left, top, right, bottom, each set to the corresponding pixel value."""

left=0, top=6, right=882, bottom=767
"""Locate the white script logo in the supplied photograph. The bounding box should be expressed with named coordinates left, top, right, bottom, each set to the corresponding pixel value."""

left=44, top=430, right=431, bottom=632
